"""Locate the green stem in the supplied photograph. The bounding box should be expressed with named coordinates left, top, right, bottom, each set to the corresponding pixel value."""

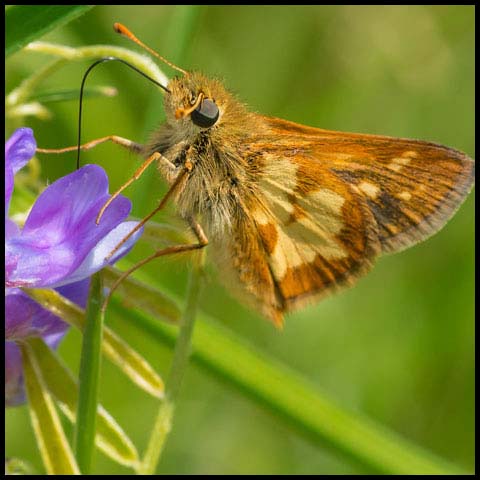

left=74, top=272, right=104, bottom=474
left=138, top=260, right=204, bottom=475
left=6, top=58, right=67, bottom=108
left=165, top=263, right=203, bottom=402
left=6, top=43, right=167, bottom=114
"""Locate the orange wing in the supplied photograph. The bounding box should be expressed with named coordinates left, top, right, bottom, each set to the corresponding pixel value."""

left=263, top=116, right=475, bottom=253
left=212, top=116, right=474, bottom=326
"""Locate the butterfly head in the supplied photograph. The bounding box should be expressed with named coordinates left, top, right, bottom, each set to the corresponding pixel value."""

left=112, top=23, right=249, bottom=137
left=164, top=72, right=251, bottom=139
left=164, top=72, right=223, bottom=129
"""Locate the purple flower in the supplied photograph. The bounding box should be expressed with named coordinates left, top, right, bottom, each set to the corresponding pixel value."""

left=5, top=128, right=143, bottom=406
left=5, top=128, right=37, bottom=215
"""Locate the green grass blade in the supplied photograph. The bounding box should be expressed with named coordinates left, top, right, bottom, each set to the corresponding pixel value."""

left=139, top=263, right=204, bottom=474
left=5, top=5, right=94, bottom=57
left=20, top=342, right=80, bottom=475
left=111, top=296, right=468, bottom=475
left=27, top=337, right=139, bottom=468
left=22, top=287, right=166, bottom=398
left=103, top=266, right=181, bottom=324
left=101, top=326, right=165, bottom=399
left=32, top=85, right=117, bottom=104
left=74, top=272, right=104, bottom=474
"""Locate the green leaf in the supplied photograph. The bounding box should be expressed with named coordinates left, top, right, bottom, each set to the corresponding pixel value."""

left=22, top=287, right=166, bottom=398
left=103, top=266, right=181, bottom=324
left=5, top=5, right=94, bottom=57
left=20, top=342, right=80, bottom=475
left=102, top=327, right=165, bottom=399
left=32, top=85, right=118, bottom=104
left=110, top=289, right=468, bottom=476
left=26, top=337, right=139, bottom=468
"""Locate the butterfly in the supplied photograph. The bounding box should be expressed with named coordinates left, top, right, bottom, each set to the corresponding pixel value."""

left=41, top=23, right=475, bottom=327
left=138, top=69, right=474, bottom=327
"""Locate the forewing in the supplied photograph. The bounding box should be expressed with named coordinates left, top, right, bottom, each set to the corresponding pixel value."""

left=217, top=117, right=473, bottom=325
left=264, top=116, right=475, bottom=254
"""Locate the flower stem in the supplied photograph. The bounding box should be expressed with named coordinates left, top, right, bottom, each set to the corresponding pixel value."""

left=165, top=263, right=203, bottom=402
left=138, top=257, right=204, bottom=475
left=74, top=272, right=104, bottom=474
left=6, top=42, right=168, bottom=120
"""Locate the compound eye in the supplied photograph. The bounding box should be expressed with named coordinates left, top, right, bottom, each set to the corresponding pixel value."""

left=190, top=98, right=219, bottom=128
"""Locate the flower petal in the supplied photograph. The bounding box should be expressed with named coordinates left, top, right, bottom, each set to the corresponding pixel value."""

left=5, top=219, right=20, bottom=279
left=59, top=221, right=144, bottom=286
left=5, top=289, right=69, bottom=342
left=5, top=341, right=25, bottom=407
left=5, top=279, right=89, bottom=344
left=5, top=128, right=36, bottom=211
left=6, top=165, right=134, bottom=287
left=6, top=217, right=20, bottom=240
left=4, top=276, right=116, bottom=408
left=56, top=278, right=90, bottom=310
left=4, top=278, right=91, bottom=406
left=5, top=163, right=14, bottom=212
left=5, top=128, right=37, bottom=175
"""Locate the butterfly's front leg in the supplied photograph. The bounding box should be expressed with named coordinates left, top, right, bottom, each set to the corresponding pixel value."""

left=36, top=135, right=143, bottom=155
left=153, top=140, right=194, bottom=185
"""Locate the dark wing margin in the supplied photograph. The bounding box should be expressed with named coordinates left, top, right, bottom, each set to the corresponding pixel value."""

left=330, top=139, right=474, bottom=254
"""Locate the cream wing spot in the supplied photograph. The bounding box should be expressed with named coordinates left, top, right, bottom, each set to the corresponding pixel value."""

left=396, top=191, right=412, bottom=201
left=258, top=156, right=349, bottom=281
left=388, top=156, right=411, bottom=172
left=253, top=207, right=270, bottom=226
left=388, top=150, right=417, bottom=172
left=267, top=188, right=348, bottom=280
left=269, top=228, right=312, bottom=279
left=307, top=188, right=344, bottom=211
left=259, top=156, right=298, bottom=223
left=358, top=181, right=380, bottom=199
left=297, top=188, right=348, bottom=259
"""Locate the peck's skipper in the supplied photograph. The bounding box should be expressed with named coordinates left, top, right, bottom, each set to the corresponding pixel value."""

left=41, top=24, right=475, bottom=327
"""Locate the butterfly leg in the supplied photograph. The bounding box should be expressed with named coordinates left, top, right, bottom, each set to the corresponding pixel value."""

left=99, top=146, right=208, bottom=312
left=96, top=146, right=186, bottom=224
left=102, top=163, right=191, bottom=264
left=36, top=135, right=143, bottom=154
left=96, top=151, right=166, bottom=224
left=101, top=214, right=208, bottom=314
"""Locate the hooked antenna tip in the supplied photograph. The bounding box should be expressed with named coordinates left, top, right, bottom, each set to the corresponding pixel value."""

left=113, top=22, right=126, bottom=35
left=112, top=21, right=188, bottom=76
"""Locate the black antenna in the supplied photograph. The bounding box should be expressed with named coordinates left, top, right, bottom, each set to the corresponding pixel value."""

left=76, top=56, right=170, bottom=169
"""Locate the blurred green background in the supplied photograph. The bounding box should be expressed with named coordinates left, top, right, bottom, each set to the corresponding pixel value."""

left=5, top=5, right=474, bottom=475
